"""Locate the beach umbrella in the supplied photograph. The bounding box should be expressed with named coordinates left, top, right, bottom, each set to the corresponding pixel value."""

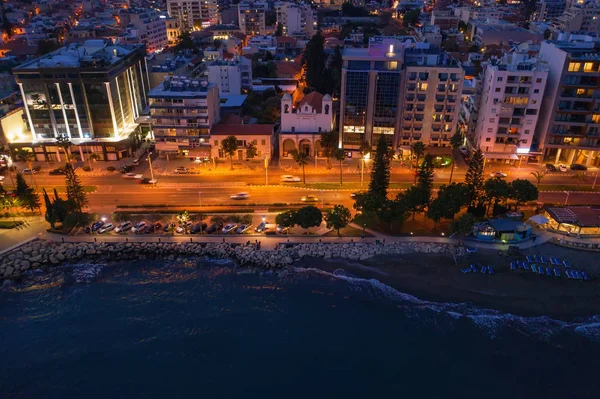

left=528, top=215, right=549, bottom=225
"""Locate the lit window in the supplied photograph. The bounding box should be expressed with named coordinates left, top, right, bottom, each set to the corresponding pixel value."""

left=584, top=62, right=595, bottom=72
left=568, top=62, right=581, bottom=72
left=593, top=114, right=600, bottom=123
left=419, top=82, right=428, bottom=91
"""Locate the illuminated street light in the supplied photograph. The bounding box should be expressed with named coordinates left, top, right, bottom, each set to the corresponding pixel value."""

left=361, top=153, right=370, bottom=187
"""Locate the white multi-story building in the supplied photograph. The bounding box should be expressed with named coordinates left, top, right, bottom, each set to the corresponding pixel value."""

left=473, top=52, right=549, bottom=163
left=206, top=56, right=252, bottom=95
left=119, top=8, right=168, bottom=53
left=149, top=77, right=220, bottom=155
left=280, top=92, right=333, bottom=157
left=555, top=0, right=600, bottom=33
left=238, top=1, right=268, bottom=36
left=275, top=2, right=317, bottom=38
left=167, top=0, right=220, bottom=31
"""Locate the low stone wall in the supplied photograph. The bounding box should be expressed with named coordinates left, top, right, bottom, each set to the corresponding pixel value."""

left=551, top=237, right=600, bottom=252
left=0, top=240, right=461, bottom=279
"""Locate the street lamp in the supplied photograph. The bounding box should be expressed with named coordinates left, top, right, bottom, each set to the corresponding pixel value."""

left=101, top=216, right=106, bottom=223
left=361, top=153, right=370, bottom=187
left=147, top=154, right=155, bottom=182
left=564, top=190, right=570, bottom=206
left=264, top=153, right=269, bottom=185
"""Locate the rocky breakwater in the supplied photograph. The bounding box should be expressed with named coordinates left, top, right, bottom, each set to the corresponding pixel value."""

left=0, top=239, right=461, bottom=279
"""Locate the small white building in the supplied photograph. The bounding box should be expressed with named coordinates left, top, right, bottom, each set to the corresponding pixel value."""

left=275, top=2, right=317, bottom=38
left=206, top=56, right=252, bottom=95
left=280, top=92, right=334, bottom=158
left=211, top=123, right=274, bottom=160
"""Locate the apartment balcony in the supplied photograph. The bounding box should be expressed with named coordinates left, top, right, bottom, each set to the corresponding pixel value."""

left=431, top=136, right=440, bottom=141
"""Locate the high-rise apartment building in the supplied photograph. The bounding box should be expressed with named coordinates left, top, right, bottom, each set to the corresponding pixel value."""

left=11, top=40, right=149, bottom=161
left=473, top=52, right=548, bottom=163
left=398, top=48, right=463, bottom=152
left=275, top=2, right=317, bottom=38
left=119, top=8, right=168, bottom=53
left=206, top=56, right=252, bottom=95
left=535, top=35, right=600, bottom=166
left=149, top=77, right=220, bottom=155
left=167, top=0, right=220, bottom=31
left=556, top=0, right=600, bottom=33
left=238, top=2, right=268, bottom=36
left=339, top=37, right=463, bottom=153
left=533, top=0, right=566, bottom=22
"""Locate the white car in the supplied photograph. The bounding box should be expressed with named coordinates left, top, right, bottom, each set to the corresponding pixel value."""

left=115, top=221, right=132, bottom=233
left=0, top=176, right=4, bottom=181
left=490, top=171, right=507, bottom=178
left=132, top=221, right=147, bottom=233
left=98, top=223, right=114, bottom=234
left=176, top=222, right=193, bottom=234
left=280, top=175, right=301, bottom=182
left=558, top=164, right=568, bottom=172
left=222, top=223, right=238, bottom=234
left=122, top=173, right=143, bottom=179
left=230, top=192, right=250, bottom=200
left=22, top=168, right=37, bottom=174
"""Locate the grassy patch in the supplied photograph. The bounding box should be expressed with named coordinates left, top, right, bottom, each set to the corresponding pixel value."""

left=353, top=212, right=451, bottom=236
left=0, top=220, right=24, bottom=229
left=323, top=225, right=374, bottom=237
left=538, top=184, right=600, bottom=192
left=285, top=182, right=413, bottom=190
left=40, top=186, right=97, bottom=193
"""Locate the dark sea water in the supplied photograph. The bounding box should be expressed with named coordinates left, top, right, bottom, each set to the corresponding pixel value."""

left=1, top=258, right=599, bottom=399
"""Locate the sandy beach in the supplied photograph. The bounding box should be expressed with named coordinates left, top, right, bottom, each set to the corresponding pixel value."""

left=300, top=242, right=600, bottom=321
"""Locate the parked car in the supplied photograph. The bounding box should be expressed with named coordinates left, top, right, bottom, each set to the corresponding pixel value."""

left=174, top=166, right=189, bottom=174
left=49, top=168, right=66, bottom=175
left=91, top=221, right=105, bottom=232
left=98, top=223, right=114, bottom=234
left=459, top=146, right=469, bottom=155
left=122, top=172, right=139, bottom=179
left=140, top=178, right=157, bottom=184
left=222, top=223, right=238, bottom=234
left=176, top=221, right=193, bottom=234
left=280, top=175, right=301, bottom=182
left=276, top=225, right=289, bottom=234
left=490, top=171, right=507, bottom=178
left=230, top=192, right=250, bottom=200
left=190, top=222, right=207, bottom=234
left=236, top=224, right=252, bottom=234
left=133, top=157, right=142, bottom=165
left=301, top=195, right=318, bottom=202
left=206, top=222, right=223, bottom=234
left=163, top=222, right=176, bottom=233
left=120, top=165, right=135, bottom=173
left=570, top=163, right=588, bottom=171
left=558, top=164, right=568, bottom=172
left=115, top=222, right=132, bottom=233
left=22, top=168, right=37, bottom=174
left=546, top=164, right=557, bottom=172
left=132, top=221, right=147, bottom=233
left=255, top=221, right=269, bottom=233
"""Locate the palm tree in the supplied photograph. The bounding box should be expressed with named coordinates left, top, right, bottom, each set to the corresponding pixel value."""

left=449, top=132, right=463, bottom=184
left=15, top=148, right=37, bottom=188
left=530, top=171, right=546, bottom=188
left=87, top=152, right=101, bottom=171
left=3, top=197, right=21, bottom=223
left=333, top=148, right=345, bottom=186
left=412, top=141, right=425, bottom=183
left=291, top=149, right=310, bottom=184
left=56, top=138, right=72, bottom=163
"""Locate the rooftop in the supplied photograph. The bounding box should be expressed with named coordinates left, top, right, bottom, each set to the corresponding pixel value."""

left=546, top=206, right=600, bottom=227
left=149, top=77, right=215, bottom=98
left=14, top=40, right=141, bottom=70
left=211, top=123, right=274, bottom=136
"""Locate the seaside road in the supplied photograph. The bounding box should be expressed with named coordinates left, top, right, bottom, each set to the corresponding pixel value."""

left=86, top=185, right=600, bottom=209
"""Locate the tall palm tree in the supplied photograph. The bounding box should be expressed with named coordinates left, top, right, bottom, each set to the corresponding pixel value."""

left=291, top=149, right=310, bottom=184
left=15, top=148, right=37, bottom=188
left=448, top=132, right=463, bottom=184
left=412, top=141, right=425, bottom=183
left=333, top=148, right=345, bottom=186
left=530, top=171, right=546, bottom=188
left=56, top=138, right=72, bottom=163
left=87, top=152, right=101, bottom=171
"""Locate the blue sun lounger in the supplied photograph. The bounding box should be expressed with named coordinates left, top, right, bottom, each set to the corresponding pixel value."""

left=553, top=268, right=561, bottom=277
left=470, top=264, right=478, bottom=273
left=534, top=255, right=541, bottom=263
left=481, top=265, right=487, bottom=273
left=531, top=264, right=537, bottom=273
left=540, top=256, right=548, bottom=264
left=563, top=260, right=571, bottom=268
left=546, top=268, right=552, bottom=276
left=581, top=271, right=590, bottom=281
left=526, top=255, right=535, bottom=262
left=550, top=257, right=560, bottom=265
left=573, top=271, right=583, bottom=280
left=461, top=267, right=472, bottom=274
left=565, top=270, right=572, bottom=279
left=488, top=266, right=495, bottom=275
left=538, top=266, right=545, bottom=275
left=510, top=261, right=516, bottom=271
left=523, top=262, right=530, bottom=271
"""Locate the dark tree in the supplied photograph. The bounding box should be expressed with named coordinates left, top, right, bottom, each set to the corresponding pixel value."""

left=275, top=22, right=283, bottom=36
left=367, top=135, right=391, bottom=207
left=43, top=188, right=56, bottom=228
left=448, top=132, right=463, bottom=184
left=302, top=32, right=328, bottom=93
left=275, top=210, right=297, bottom=231
left=465, top=148, right=485, bottom=206
left=484, top=177, right=511, bottom=215
left=15, top=173, right=40, bottom=212
left=510, top=179, right=538, bottom=209
left=325, top=205, right=352, bottom=236
left=451, top=213, right=476, bottom=245
left=295, top=205, right=323, bottom=232
left=65, top=162, right=87, bottom=213
left=320, top=130, right=338, bottom=168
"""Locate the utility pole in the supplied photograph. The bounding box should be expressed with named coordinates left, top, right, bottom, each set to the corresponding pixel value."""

left=147, top=154, right=155, bottom=182
left=264, top=153, right=269, bottom=185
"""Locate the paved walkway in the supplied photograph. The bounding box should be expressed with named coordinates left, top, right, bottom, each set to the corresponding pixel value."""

left=0, top=216, right=46, bottom=252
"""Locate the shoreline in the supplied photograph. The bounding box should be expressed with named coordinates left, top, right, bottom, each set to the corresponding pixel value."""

left=2, top=239, right=599, bottom=321
left=298, top=246, right=600, bottom=321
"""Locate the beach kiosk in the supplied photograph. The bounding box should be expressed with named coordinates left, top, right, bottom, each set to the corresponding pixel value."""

left=473, top=219, right=532, bottom=242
